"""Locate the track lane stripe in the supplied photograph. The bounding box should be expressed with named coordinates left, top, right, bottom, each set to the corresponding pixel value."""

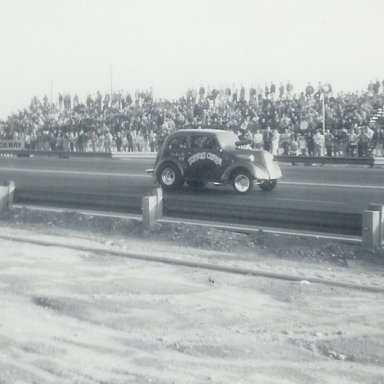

left=0, top=167, right=150, bottom=178
left=0, top=167, right=383, bottom=189
left=281, top=181, right=384, bottom=190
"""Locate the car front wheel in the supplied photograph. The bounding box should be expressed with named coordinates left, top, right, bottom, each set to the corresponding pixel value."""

left=232, top=170, right=253, bottom=194
left=158, top=163, right=183, bottom=190
left=259, top=179, right=277, bottom=192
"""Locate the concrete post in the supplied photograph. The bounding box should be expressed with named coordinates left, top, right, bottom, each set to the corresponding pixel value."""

left=0, top=181, right=15, bottom=215
left=0, top=187, right=8, bottom=215
left=369, top=204, right=384, bottom=247
left=152, top=188, right=163, bottom=219
left=7, top=181, right=15, bottom=210
left=362, top=210, right=380, bottom=249
left=142, top=195, right=158, bottom=231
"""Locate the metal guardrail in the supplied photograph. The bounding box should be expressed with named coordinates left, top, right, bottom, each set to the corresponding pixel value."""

left=0, top=149, right=111, bottom=159
left=275, top=155, right=377, bottom=167
left=1, top=149, right=383, bottom=167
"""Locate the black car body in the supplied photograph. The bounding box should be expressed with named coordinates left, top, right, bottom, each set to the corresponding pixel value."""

left=147, top=129, right=282, bottom=193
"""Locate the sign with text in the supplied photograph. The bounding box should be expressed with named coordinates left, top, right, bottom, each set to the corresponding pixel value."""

left=0, top=140, right=24, bottom=149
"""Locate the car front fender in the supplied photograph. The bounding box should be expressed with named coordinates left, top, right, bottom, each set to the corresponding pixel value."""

left=221, top=163, right=270, bottom=182
left=268, top=161, right=282, bottom=179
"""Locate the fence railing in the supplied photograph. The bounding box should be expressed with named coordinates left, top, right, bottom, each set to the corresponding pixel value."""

left=1, top=149, right=384, bottom=167
left=275, top=155, right=384, bottom=167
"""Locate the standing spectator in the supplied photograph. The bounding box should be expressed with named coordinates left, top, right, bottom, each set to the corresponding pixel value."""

left=69, top=131, right=76, bottom=152
left=96, top=91, right=102, bottom=111
left=313, top=130, right=325, bottom=156
left=76, top=131, right=83, bottom=152
left=73, top=94, right=79, bottom=108
left=289, top=134, right=299, bottom=156
left=199, top=85, right=205, bottom=101
left=305, top=82, right=314, bottom=98
left=347, top=128, right=358, bottom=157
left=278, top=83, right=284, bottom=99
left=249, top=87, right=257, bottom=104
left=149, top=130, right=156, bottom=152
left=286, top=81, right=293, bottom=100
left=116, top=132, right=123, bottom=152
left=306, top=132, right=314, bottom=156
left=127, top=131, right=134, bottom=152
left=239, top=85, right=245, bottom=102
left=373, top=79, right=381, bottom=95
left=86, top=94, right=93, bottom=108
left=122, top=134, right=128, bottom=152
left=264, top=83, right=270, bottom=99
left=372, top=127, right=383, bottom=156
left=104, top=131, right=113, bottom=153
left=357, top=127, right=371, bottom=157
left=263, top=127, right=273, bottom=152
left=270, top=82, right=276, bottom=100
left=298, top=134, right=307, bottom=156
left=62, top=133, right=70, bottom=151
left=30, top=133, right=37, bottom=150
left=24, top=132, right=31, bottom=150
left=97, top=134, right=105, bottom=152
left=90, top=132, right=97, bottom=152
left=337, top=128, right=349, bottom=156
left=368, top=81, right=374, bottom=96
left=131, top=130, right=138, bottom=151
left=136, top=131, right=144, bottom=152
left=103, top=94, right=110, bottom=110
left=271, top=129, right=280, bottom=155
left=324, top=129, right=334, bottom=157
left=280, top=128, right=291, bottom=155
left=252, top=129, right=263, bottom=149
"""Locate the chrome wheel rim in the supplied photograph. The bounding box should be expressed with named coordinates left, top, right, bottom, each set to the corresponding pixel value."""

left=234, top=174, right=250, bottom=193
left=161, top=167, right=176, bottom=186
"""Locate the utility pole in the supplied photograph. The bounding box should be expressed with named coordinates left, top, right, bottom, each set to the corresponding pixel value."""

left=322, top=91, right=326, bottom=134
left=110, top=65, right=113, bottom=97
left=50, top=80, right=53, bottom=106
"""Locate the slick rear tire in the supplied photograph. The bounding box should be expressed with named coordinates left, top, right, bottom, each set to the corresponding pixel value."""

left=158, top=163, right=184, bottom=190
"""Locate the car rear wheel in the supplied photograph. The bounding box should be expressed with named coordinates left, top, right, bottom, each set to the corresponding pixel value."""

left=259, top=179, right=277, bottom=192
left=232, top=170, right=253, bottom=194
left=158, top=163, right=183, bottom=190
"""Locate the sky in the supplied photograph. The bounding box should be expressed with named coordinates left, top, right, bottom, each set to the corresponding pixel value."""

left=0, top=0, right=383, bottom=119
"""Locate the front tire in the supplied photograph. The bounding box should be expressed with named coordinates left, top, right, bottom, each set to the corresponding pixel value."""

left=158, top=163, right=183, bottom=190
left=259, top=179, right=277, bottom=192
left=232, top=170, right=253, bottom=194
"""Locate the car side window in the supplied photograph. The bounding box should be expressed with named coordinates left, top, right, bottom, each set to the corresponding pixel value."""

left=167, top=136, right=188, bottom=151
left=191, top=135, right=217, bottom=150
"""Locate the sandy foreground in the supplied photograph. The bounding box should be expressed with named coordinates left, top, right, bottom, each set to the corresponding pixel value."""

left=0, top=210, right=384, bottom=384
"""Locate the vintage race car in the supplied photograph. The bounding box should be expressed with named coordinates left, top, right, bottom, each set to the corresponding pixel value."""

left=146, top=129, right=282, bottom=194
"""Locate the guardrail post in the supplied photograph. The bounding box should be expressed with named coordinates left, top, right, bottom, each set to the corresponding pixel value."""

left=7, top=181, right=15, bottom=210
left=362, top=210, right=380, bottom=249
left=369, top=204, right=384, bottom=247
left=152, top=188, right=163, bottom=219
left=0, top=181, right=15, bottom=216
left=142, top=195, right=158, bottom=231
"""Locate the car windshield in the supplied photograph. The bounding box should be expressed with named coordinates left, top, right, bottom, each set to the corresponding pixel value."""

left=216, top=131, right=239, bottom=148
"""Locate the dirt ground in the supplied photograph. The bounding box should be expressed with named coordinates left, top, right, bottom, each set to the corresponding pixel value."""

left=0, top=207, right=384, bottom=384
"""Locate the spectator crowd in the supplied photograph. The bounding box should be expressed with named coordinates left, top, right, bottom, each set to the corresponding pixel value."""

left=1, top=79, right=384, bottom=157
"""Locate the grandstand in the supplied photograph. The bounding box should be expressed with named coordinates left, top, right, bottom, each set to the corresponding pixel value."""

left=0, top=82, right=383, bottom=157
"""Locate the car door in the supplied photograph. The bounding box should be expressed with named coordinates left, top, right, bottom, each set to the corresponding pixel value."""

left=185, top=133, right=223, bottom=181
